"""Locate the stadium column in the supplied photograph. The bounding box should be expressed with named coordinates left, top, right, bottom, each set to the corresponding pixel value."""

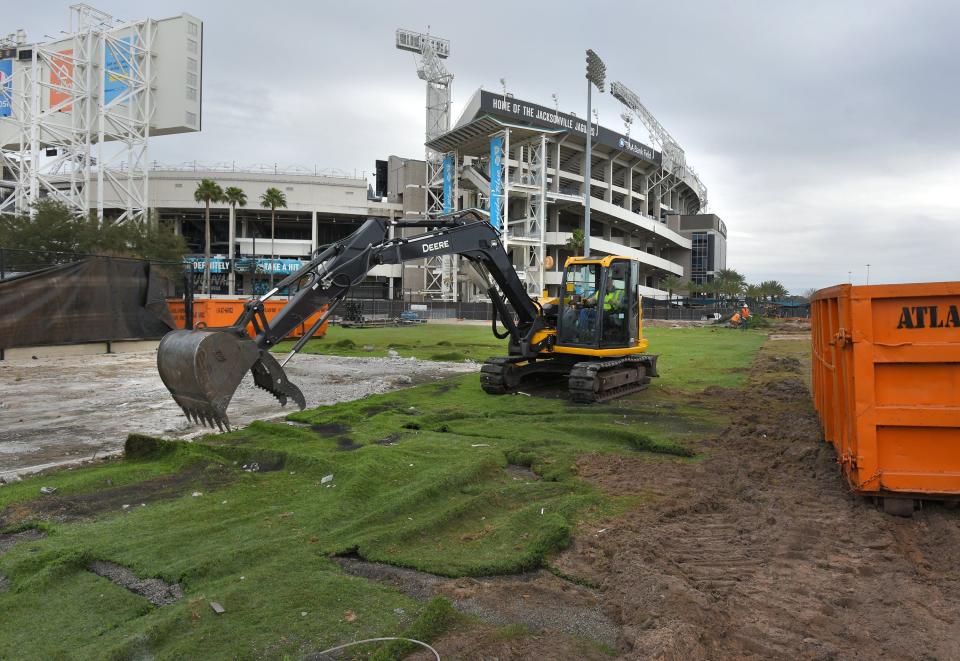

left=551, top=141, right=561, bottom=193
left=310, top=210, right=318, bottom=254
left=605, top=159, right=614, bottom=203
left=624, top=164, right=634, bottom=211
left=228, top=204, right=236, bottom=295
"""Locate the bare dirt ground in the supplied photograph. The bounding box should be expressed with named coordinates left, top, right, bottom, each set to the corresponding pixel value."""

left=414, top=339, right=960, bottom=660
left=0, top=351, right=475, bottom=479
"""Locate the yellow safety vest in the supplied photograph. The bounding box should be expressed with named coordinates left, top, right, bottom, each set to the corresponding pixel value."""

left=603, top=289, right=624, bottom=311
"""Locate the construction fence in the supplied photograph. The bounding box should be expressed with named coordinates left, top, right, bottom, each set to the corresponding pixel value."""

left=0, top=247, right=192, bottom=351
left=340, top=294, right=741, bottom=323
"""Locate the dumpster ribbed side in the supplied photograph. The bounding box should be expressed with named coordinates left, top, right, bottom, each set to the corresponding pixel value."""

left=812, top=282, right=960, bottom=497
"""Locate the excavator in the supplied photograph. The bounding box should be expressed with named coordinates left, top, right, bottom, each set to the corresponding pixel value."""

left=157, top=210, right=659, bottom=429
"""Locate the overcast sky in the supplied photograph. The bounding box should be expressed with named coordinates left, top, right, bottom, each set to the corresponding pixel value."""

left=17, top=1, right=960, bottom=291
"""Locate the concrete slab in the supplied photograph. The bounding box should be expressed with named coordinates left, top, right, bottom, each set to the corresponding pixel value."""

left=3, top=343, right=109, bottom=361
left=0, top=351, right=476, bottom=479
left=110, top=340, right=162, bottom=354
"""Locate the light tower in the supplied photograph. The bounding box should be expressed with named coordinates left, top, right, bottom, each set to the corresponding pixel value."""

left=395, top=28, right=457, bottom=300
left=610, top=80, right=707, bottom=214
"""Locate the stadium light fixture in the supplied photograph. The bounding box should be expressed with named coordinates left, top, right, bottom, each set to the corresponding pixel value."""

left=583, top=49, right=606, bottom=257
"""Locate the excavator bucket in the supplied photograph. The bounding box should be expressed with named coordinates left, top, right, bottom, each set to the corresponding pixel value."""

left=157, top=329, right=306, bottom=431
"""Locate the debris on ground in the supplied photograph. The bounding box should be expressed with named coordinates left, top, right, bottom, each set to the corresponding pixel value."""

left=88, top=560, right=183, bottom=607
left=0, top=529, right=46, bottom=554
left=39, top=486, right=57, bottom=495
left=210, top=602, right=225, bottom=615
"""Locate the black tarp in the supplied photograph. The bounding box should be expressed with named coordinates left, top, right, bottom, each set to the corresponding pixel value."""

left=0, top=257, right=177, bottom=349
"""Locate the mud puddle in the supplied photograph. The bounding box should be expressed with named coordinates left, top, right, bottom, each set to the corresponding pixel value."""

left=0, top=351, right=476, bottom=478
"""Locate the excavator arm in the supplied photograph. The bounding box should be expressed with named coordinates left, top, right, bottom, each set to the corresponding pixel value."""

left=157, top=210, right=546, bottom=430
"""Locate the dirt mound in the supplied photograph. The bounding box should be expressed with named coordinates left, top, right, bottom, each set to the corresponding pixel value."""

left=552, top=343, right=960, bottom=660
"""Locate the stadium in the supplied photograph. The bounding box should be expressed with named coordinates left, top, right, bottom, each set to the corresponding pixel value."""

left=0, top=18, right=727, bottom=302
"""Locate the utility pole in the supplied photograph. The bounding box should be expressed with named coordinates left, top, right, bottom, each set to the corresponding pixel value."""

left=584, top=49, right=606, bottom=257
left=866, top=264, right=871, bottom=285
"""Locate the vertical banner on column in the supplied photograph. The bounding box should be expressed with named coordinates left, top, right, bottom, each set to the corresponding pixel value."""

left=442, top=153, right=454, bottom=214
left=50, top=50, right=74, bottom=111
left=104, top=37, right=132, bottom=105
left=489, top=135, right=504, bottom=231
left=0, top=58, right=12, bottom=118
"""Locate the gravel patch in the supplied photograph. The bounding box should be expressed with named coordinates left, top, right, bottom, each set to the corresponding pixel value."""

left=334, top=557, right=618, bottom=647
left=88, top=560, right=184, bottom=606
left=0, top=529, right=45, bottom=554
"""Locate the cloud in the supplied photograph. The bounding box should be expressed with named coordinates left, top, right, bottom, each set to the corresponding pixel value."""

left=14, top=0, right=960, bottom=292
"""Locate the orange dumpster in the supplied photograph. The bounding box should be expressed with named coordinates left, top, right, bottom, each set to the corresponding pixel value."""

left=166, top=298, right=328, bottom=339
left=810, top=282, right=960, bottom=510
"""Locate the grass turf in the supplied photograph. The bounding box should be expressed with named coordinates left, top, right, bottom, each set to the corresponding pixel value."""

left=0, top=327, right=766, bottom=659
left=277, top=323, right=766, bottom=391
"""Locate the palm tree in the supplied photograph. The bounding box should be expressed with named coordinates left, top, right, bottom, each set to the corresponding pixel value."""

left=222, top=186, right=247, bottom=295
left=714, top=268, right=746, bottom=302
left=745, top=283, right=763, bottom=305
left=259, top=187, right=287, bottom=288
left=660, top=274, right=687, bottom=300
left=565, top=228, right=584, bottom=253
left=659, top=274, right=687, bottom=320
left=194, top=178, right=224, bottom=296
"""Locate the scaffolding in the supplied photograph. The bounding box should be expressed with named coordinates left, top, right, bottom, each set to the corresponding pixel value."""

left=0, top=4, right=156, bottom=223
left=396, top=28, right=458, bottom=300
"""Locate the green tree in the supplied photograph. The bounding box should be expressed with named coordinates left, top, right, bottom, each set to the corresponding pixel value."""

left=763, top=280, right=789, bottom=302
left=744, top=283, right=763, bottom=304
left=565, top=228, right=584, bottom=254
left=660, top=274, right=687, bottom=300
left=0, top=200, right=186, bottom=265
left=713, top=268, right=746, bottom=302
left=194, top=179, right=224, bottom=296
left=222, top=187, right=247, bottom=295
left=223, top=186, right=247, bottom=217
left=259, top=187, right=287, bottom=288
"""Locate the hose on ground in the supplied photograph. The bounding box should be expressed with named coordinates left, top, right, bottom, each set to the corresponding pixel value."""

left=313, top=636, right=440, bottom=660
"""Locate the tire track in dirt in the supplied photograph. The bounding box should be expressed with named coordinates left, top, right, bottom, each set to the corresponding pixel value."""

left=554, top=345, right=960, bottom=660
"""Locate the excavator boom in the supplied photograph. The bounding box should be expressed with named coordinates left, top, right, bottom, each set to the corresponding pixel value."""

left=157, top=211, right=544, bottom=429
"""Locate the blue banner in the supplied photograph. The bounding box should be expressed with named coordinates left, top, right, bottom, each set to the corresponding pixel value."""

left=104, top=37, right=131, bottom=105
left=489, top=135, right=504, bottom=231
left=442, top=153, right=454, bottom=214
left=186, top=257, right=304, bottom=275
left=0, top=59, right=12, bottom=118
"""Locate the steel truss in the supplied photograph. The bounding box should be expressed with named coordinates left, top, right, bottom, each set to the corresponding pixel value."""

left=0, top=4, right=155, bottom=223
left=506, top=133, right=547, bottom=298
left=396, top=28, right=458, bottom=300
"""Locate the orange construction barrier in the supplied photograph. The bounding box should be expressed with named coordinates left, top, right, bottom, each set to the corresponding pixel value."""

left=811, top=282, right=960, bottom=502
left=166, top=298, right=328, bottom=339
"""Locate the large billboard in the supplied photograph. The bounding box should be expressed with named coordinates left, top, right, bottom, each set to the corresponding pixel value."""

left=0, top=59, right=11, bottom=118
left=0, top=13, right=202, bottom=149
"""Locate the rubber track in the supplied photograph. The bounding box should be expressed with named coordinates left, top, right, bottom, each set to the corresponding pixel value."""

left=480, top=356, right=521, bottom=395
left=568, top=355, right=653, bottom=404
